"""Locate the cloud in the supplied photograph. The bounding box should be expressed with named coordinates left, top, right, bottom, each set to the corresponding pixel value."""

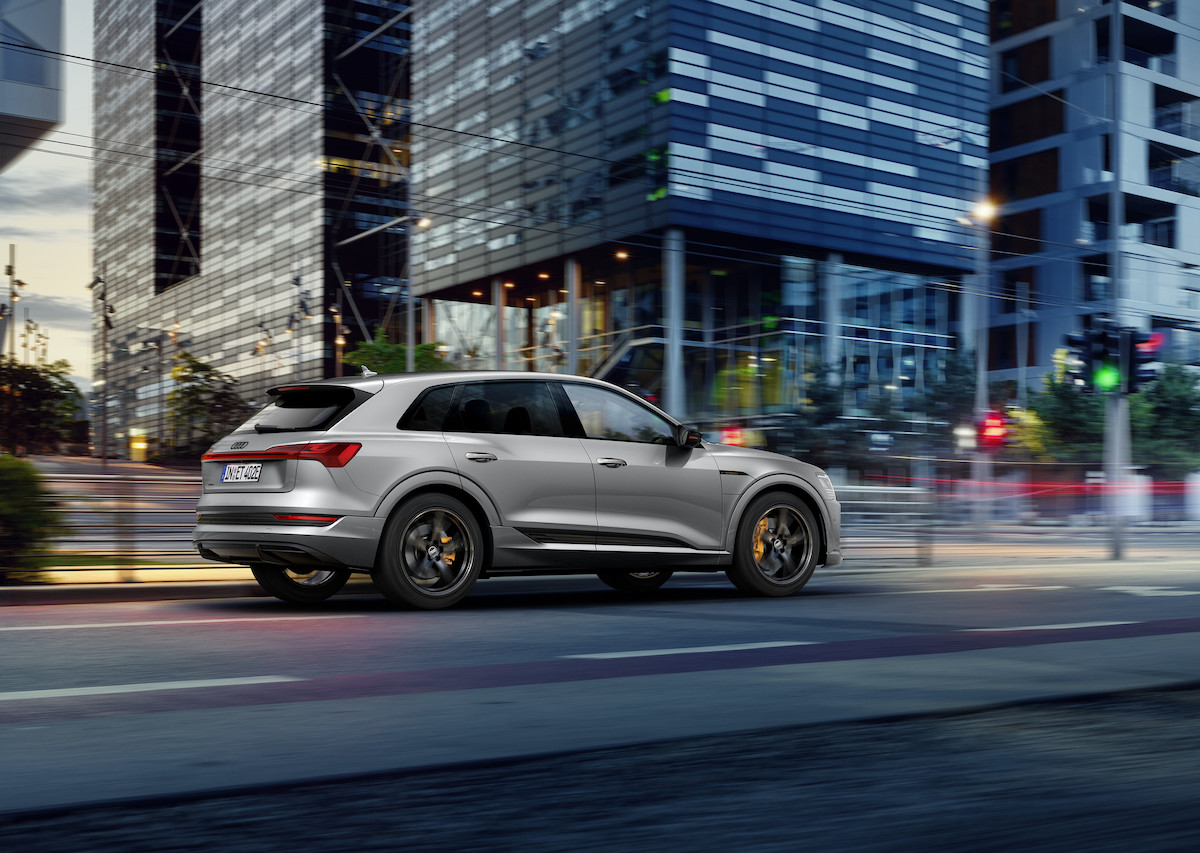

left=16, top=292, right=94, bottom=333
left=0, top=173, right=91, bottom=214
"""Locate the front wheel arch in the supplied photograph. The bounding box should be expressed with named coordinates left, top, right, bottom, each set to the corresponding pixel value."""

left=724, top=482, right=827, bottom=564
left=726, top=490, right=820, bottom=597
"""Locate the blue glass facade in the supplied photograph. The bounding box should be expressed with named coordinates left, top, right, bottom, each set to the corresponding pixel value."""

left=411, top=0, right=991, bottom=425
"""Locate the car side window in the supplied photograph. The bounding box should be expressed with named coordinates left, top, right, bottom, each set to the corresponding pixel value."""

left=399, top=385, right=457, bottom=430
left=562, top=383, right=675, bottom=444
left=445, top=381, right=565, bottom=437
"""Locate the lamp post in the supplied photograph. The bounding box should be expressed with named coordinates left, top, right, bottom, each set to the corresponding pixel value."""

left=144, top=336, right=166, bottom=459
left=958, top=201, right=996, bottom=537
left=88, top=274, right=114, bottom=472
left=4, top=244, right=31, bottom=361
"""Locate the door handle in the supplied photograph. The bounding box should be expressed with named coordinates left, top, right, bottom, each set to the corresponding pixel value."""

left=596, top=457, right=627, bottom=468
left=465, top=452, right=497, bottom=463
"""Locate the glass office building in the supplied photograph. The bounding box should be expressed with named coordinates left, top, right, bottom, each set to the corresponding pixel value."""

left=92, top=0, right=411, bottom=458
left=989, top=0, right=1200, bottom=391
left=0, top=0, right=61, bottom=170
left=410, top=0, right=990, bottom=425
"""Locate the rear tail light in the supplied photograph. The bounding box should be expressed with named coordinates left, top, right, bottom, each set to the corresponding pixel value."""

left=294, top=442, right=362, bottom=468
left=202, top=442, right=362, bottom=468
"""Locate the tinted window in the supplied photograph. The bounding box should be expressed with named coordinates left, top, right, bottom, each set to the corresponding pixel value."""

left=400, top=385, right=456, bottom=431
left=562, top=383, right=674, bottom=444
left=445, top=381, right=565, bottom=436
left=233, top=387, right=359, bottom=434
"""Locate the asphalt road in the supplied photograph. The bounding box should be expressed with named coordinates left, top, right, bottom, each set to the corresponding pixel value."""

left=3, top=560, right=1200, bottom=850
left=3, top=686, right=1198, bottom=851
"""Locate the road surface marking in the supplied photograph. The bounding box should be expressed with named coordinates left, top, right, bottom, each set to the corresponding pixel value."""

left=0, top=615, right=366, bottom=632
left=0, top=676, right=303, bottom=702
left=888, top=585, right=1070, bottom=595
left=962, top=621, right=1137, bottom=633
left=562, top=641, right=818, bottom=660
left=1101, top=586, right=1200, bottom=597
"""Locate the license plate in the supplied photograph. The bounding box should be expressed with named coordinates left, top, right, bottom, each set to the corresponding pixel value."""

left=221, top=463, right=262, bottom=483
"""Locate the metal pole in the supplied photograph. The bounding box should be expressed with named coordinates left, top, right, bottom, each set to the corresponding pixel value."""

left=99, top=310, right=108, bottom=474
left=7, top=245, right=16, bottom=360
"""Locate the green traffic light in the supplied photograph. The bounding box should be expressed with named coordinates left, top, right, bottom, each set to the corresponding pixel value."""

left=1093, top=362, right=1120, bottom=392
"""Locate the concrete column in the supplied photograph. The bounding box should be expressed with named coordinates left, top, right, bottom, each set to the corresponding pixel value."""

left=664, top=228, right=685, bottom=416
left=405, top=283, right=415, bottom=373
left=821, top=253, right=843, bottom=373
left=492, top=277, right=505, bottom=370
left=565, top=258, right=580, bottom=375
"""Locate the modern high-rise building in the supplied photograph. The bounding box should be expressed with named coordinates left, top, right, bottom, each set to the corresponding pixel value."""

left=91, top=0, right=412, bottom=458
left=0, top=0, right=61, bottom=171
left=989, top=0, right=1200, bottom=392
left=410, top=0, right=991, bottom=427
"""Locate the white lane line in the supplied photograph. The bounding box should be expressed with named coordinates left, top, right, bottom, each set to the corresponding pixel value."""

left=0, top=676, right=303, bottom=702
left=888, top=585, right=1070, bottom=595
left=0, top=615, right=366, bottom=632
left=563, top=641, right=818, bottom=660
left=1101, top=586, right=1200, bottom=597
left=962, top=621, right=1137, bottom=633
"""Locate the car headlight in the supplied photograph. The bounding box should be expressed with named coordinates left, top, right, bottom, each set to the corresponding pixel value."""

left=815, top=471, right=837, bottom=501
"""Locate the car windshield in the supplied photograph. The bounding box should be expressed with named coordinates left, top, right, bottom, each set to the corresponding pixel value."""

left=232, top=387, right=357, bottom=434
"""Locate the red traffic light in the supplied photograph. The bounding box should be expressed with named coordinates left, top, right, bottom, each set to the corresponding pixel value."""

left=978, top=410, right=1008, bottom=452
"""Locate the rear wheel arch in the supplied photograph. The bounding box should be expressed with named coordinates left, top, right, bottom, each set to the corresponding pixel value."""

left=374, top=483, right=493, bottom=572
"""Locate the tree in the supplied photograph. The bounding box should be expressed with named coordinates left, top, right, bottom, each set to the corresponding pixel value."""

left=921, top=351, right=977, bottom=431
left=1131, top=362, right=1200, bottom=517
left=0, top=454, right=63, bottom=581
left=343, top=328, right=453, bottom=373
left=1022, top=351, right=1105, bottom=464
left=0, top=357, right=84, bottom=454
left=168, top=351, right=256, bottom=452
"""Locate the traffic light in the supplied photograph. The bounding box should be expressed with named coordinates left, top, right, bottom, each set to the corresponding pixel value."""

left=1119, top=327, right=1158, bottom=395
left=1064, top=331, right=1093, bottom=390
left=978, top=410, right=1008, bottom=452
left=1065, top=324, right=1121, bottom=393
left=1092, top=323, right=1122, bottom=393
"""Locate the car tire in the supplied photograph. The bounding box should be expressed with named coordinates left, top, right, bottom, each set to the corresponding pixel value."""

left=726, top=492, right=819, bottom=597
left=250, top=564, right=350, bottom=604
left=374, top=494, right=484, bottom=610
left=597, top=570, right=673, bottom=593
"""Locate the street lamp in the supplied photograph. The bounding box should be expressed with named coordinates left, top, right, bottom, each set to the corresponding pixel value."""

left=4, top=244, right=31, bottom=361
left=144, top=336, right=167, bottom=459
left=958, top=200, right=996, bottom=536
left=88, top=273, right=115, bottom=471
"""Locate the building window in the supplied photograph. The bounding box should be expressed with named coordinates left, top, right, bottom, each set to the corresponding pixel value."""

left=990, top=92, right=1064, bottom=151
left=0, top=22, right=48, bottom=85
left=999, top=38, right=1050, bottom=93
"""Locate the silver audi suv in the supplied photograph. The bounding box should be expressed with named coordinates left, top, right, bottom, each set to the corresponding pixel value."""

left=194, top=371, right=841, bottom=609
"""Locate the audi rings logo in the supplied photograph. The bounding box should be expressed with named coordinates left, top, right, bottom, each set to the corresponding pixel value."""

left=231, top=441, right=249, bottom=450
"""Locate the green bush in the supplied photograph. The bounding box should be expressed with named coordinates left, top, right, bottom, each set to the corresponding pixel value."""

left=0, top=455, right=62, bottom=580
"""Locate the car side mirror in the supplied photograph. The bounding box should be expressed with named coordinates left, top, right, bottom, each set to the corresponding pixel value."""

left=673, top=424, right=703, bottom=448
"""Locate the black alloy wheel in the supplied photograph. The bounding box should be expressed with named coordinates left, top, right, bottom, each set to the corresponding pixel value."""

left=374, top=494, right=484, bottom=610
left=726, top=492, right=819, bottom=597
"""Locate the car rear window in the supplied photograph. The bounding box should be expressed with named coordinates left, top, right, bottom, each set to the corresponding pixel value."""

left=233, top=386, right=362, bottom=434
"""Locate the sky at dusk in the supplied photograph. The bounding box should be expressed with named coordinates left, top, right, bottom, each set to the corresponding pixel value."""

left=2, top=0, right=94, bottom=388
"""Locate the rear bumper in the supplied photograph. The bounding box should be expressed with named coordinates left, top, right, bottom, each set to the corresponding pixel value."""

left=193, top=514, right=385, bottom=572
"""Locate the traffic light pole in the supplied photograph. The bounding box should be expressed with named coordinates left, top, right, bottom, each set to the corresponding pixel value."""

left=1105, top=391, right=1128, bottom=560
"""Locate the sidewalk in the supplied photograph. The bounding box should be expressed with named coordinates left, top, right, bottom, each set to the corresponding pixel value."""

left=6, top=550, right=1200, bottom=605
